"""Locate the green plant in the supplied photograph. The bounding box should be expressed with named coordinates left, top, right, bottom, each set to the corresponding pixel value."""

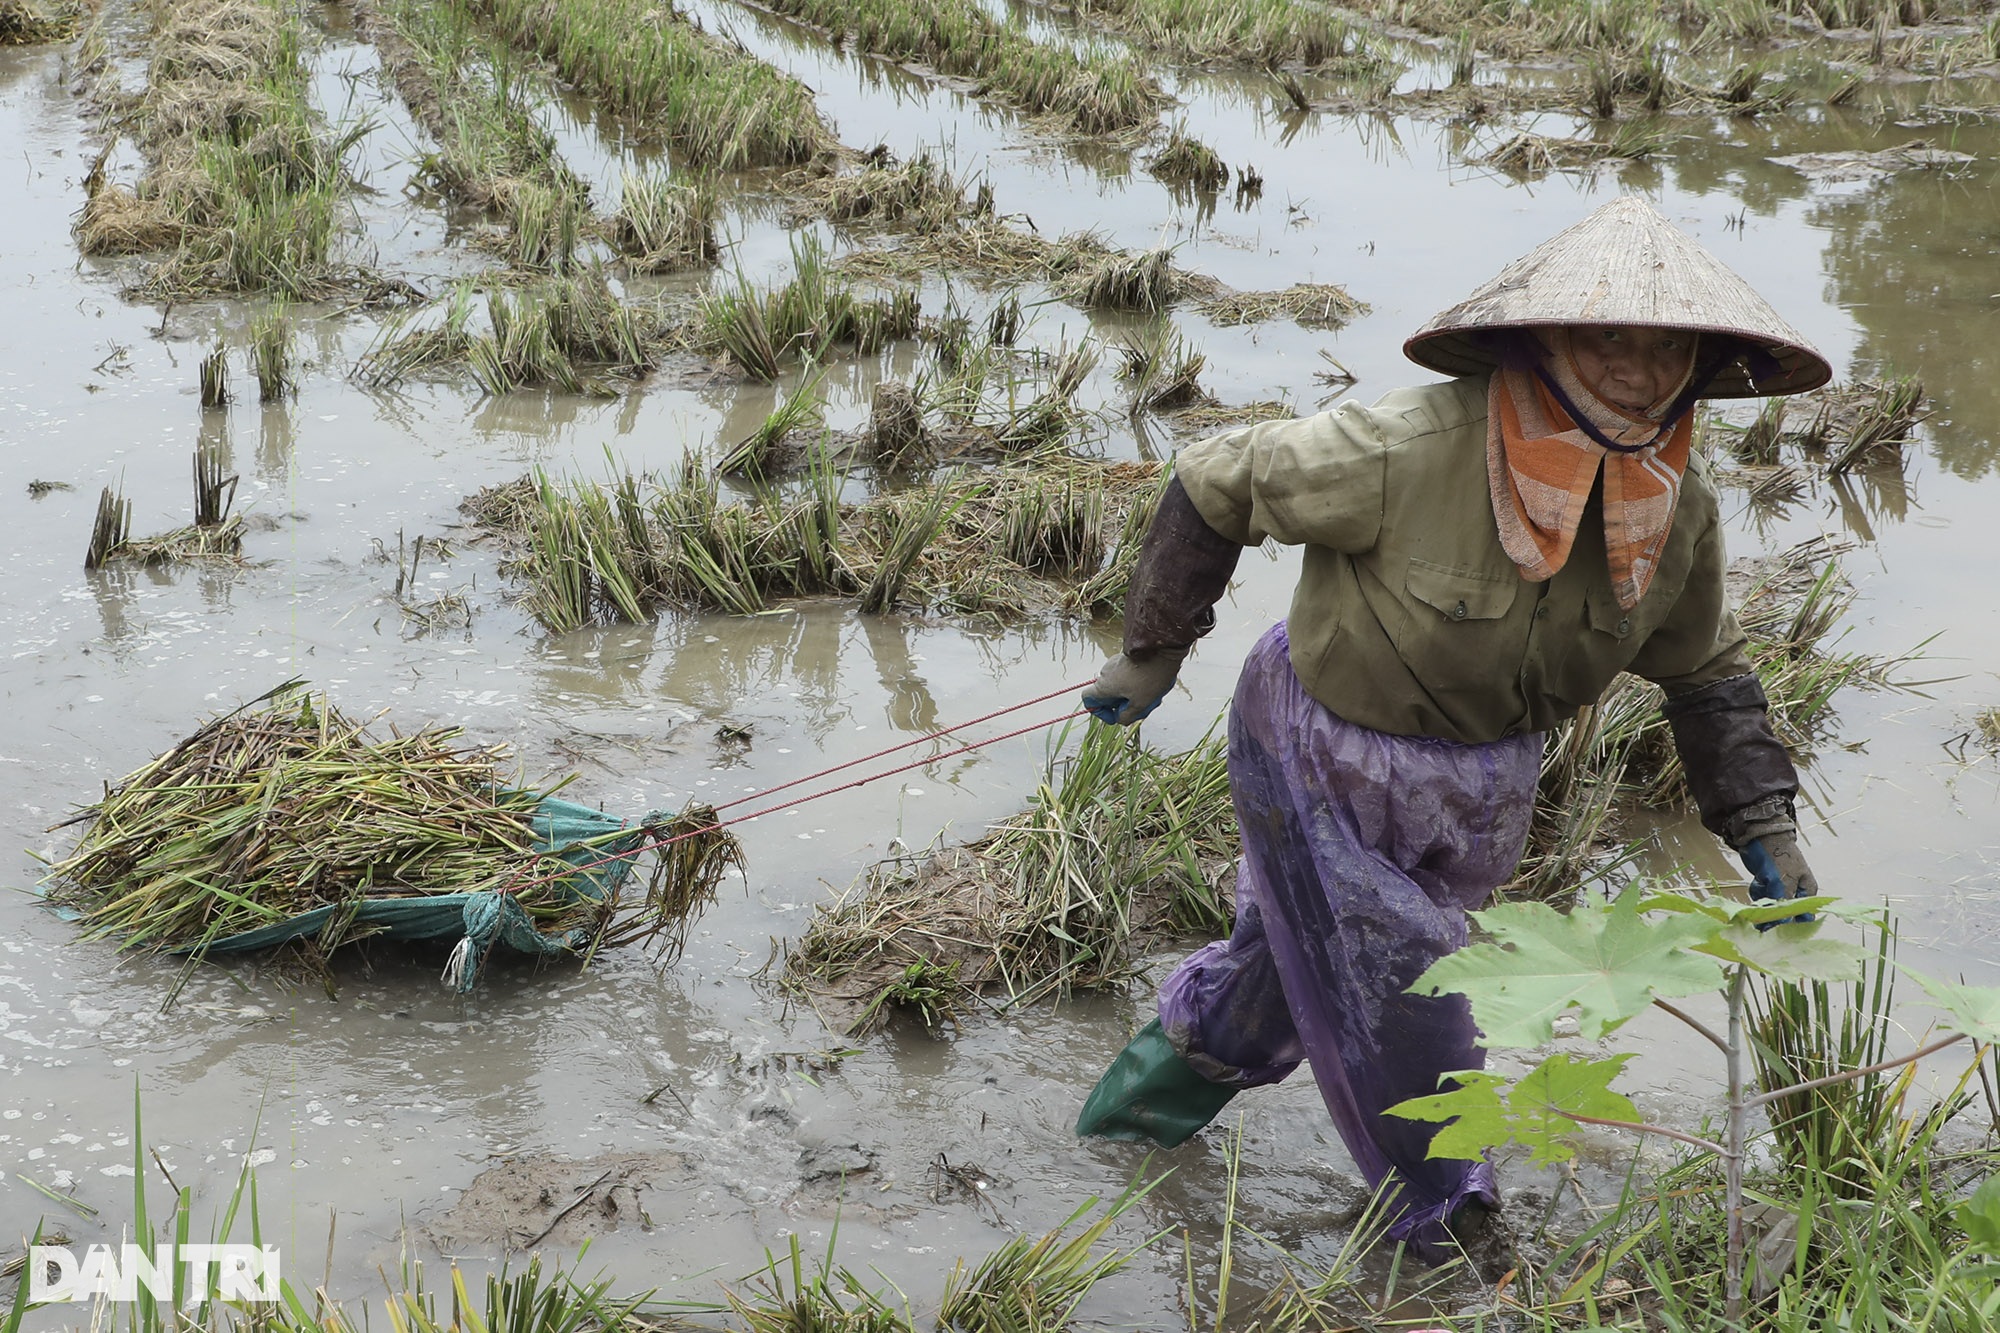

left=1388, top=889, right=2000, bottom=1323
left=853, top=958, right=963, bottom=1032
left=718, top=367, right=828, bottom=480
left=937, top=1180, right=1165, bottom=1330
left=606, top=170, right=716, bottom=271
left=199, top=343, right=229, bottom=408
left=472, top=0, right=831, bottom=168
left=1146, top=127, right=1230, bottom=194
left=250, top=303, right=295, bottom=401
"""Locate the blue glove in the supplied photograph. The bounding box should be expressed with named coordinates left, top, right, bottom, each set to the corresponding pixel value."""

left=1737, top=828, right=1817, bottom=929
left=1082, top=648, right=1187, bottom=726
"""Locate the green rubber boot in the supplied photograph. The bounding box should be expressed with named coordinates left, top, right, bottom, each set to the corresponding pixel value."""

left=1075, top=1018, right=1240, bottom=1148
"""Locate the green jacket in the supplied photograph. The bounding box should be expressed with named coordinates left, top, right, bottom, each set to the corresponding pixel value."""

left=1175, top=375, right=1753, bottom=743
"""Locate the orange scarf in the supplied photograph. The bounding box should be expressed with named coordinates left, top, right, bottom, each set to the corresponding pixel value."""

left=1486, top=331, right=1696, bottom=611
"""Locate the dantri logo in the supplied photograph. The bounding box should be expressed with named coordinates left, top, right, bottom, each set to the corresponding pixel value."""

left=29, top=1245, right=282, bottom=1304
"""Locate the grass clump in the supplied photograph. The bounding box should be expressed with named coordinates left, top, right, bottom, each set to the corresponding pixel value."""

left=471, top=271, right=653, bottom=395
left=605, top=170, right=717, bottom=272
left=717, top=369, right=828, bottom=481
left=1808, top=375, right=1926, bottom=474
left=750, top=0, right=1163, bottom=135
left=833, top=221, right=1348, bottom=331
left=361, top=270, right=657, bottom=393
left=694, top=236, right=921, bottom=381
left=85, top=448, right=246, bottom=570
left=1117, top=323, right=1212, bottom=414
left=489, top=454, right=1169, bottom=629
left=1712, top=377, right=1926, bottom=476
left=249, top=302, right=295, bottom=401
left=1164, top=399, right=1296, bottom=437
left=368, top=0, right=594, bottom=269
left=1145, top=126, right=1230, bottom=194
left=470, top=0, right=831, bottom=169
left=795, top=147, right=992, bottom=233
left=199, top=342, right=229, bottom=407
left=1071, top=0, right=1374, bottom=66
left=1195, top=281, right=1367, bottom=329
left=1476, top=122, right=1666, bottom=176
left=355, top=279, right=481, bottom=385
left=785, top=722, right=1235, bottom=1030
left=0, top=0, right=79, bottom=44
left=519, top=457, right=847, bottom=626
left=1064, top=246, right=1182, bottom=313
left=76, top=0, right=365, bottom=298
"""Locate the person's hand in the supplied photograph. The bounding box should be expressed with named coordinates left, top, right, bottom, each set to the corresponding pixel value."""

left=1082, top=648, right=1187, bottom=725
left=1737, top=828, right=1818, bottom=927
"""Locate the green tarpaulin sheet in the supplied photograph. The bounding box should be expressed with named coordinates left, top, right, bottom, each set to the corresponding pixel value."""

left=49, top=794, right=652, bottom=994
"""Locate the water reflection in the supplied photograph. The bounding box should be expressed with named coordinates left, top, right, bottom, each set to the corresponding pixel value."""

left=1828, top=460, right=1915, bottom=541
left=855, top=611, right=939, bottom=733
left=197, top=408, right=234, bottom=477
left=1812, top=175, right=2000, bottom=477
left=254, top=401, right=293, bottom=480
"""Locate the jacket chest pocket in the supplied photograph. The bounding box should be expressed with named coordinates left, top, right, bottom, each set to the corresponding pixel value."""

left=1407, top=559, right=1518, bottom=623
left=1388, top=558, right=1524, bottom=701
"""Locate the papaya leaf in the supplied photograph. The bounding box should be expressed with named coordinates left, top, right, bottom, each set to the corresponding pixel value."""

left=1907, top=971, right=2000, bottom=1045
left=1412, top=891, right=1725, bottom=1047
left=1389, top=1054, right=1639, bottom=1168
left=1957, top=1175, right=2000, bottom=1255
left=1698, top=919, right=1866, bottom=983
left=1388, top=1069, right=1505, bottom=1163
left=1636, top=891, right=1879, bottom=927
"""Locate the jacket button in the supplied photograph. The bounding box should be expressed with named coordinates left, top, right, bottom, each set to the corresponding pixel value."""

left=1617, top=617, right=1631, bottom=636
left=1453, top=601, right=1468, bottom=619
left=1534, top=605, right=1548, bottom=619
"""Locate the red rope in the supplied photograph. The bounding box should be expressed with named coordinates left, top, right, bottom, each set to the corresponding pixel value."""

left=504, top=689, right=1096, bottom=897
left=710, top=678, right=1094, bottom=814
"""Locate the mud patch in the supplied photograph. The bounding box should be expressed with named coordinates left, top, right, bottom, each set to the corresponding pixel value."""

left=426, top=1150, right=690, bottom=1252
left=1770, top=138, right=1974, bottom=183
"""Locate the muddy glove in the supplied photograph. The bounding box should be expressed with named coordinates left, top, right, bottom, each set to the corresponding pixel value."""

left=1727, top=795, right=1817, bottom=928
left=1085, top=477, right=1242, bottom=726
left=1083, top=647, right=1188, bottom=726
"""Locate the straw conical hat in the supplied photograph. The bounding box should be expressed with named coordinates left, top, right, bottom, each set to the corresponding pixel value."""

left=1404, top=197, right=1831, bottom=398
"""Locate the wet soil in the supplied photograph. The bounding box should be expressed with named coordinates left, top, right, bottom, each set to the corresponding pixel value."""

left=3, top=0, right=1999, bottom=1324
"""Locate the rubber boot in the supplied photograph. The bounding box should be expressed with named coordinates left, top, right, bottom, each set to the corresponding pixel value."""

left=1074, top=1018, right=1240, bottom=1148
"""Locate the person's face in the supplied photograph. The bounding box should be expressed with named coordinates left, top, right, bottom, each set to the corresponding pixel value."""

left=1562, top=325, right=1695, bottom=414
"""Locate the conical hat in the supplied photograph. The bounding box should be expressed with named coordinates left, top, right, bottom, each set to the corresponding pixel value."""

left=1404, top=197, right=1831, bottom=398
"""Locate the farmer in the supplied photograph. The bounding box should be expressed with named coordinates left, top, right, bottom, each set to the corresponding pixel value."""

left=1074, top=197, right=1832, bottom=1257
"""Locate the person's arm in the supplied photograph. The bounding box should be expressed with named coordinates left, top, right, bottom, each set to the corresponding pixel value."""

left=1083, top=478, right=1242, bottom=725
left=1629, top=505, right=1816, bottom=911
left=1083, top=408, right=1390, bottom=725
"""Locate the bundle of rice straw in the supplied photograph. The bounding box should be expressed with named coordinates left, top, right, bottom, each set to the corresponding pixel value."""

left=43, top=684, right=735, bottom=963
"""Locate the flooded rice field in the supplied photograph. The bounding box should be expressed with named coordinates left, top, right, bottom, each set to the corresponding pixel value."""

left=3, top=0, right=2000, bottom=1323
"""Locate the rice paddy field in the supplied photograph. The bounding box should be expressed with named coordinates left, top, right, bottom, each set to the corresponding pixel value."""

left=3, top=0, right=2000, bottom=1325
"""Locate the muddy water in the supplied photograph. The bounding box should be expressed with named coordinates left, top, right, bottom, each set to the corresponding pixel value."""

left=3, top=3, right=1999, bottom=1322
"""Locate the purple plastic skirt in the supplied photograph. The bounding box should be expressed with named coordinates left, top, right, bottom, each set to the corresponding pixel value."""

left=1157, top=622, right=1543, bottom=1252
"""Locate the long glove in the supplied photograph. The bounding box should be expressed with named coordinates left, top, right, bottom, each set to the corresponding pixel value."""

left=1663, top=674, right=1815, bottom=926
left=1080, top=476, right=1242, bottom=726
left=1727, top=794, right=1818, bottom=927
left=1083, top=647, right=1188, bottom=725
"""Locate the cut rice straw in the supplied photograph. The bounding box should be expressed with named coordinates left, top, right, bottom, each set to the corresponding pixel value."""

left=44, top=684, right=737, bottom=967
left=784, top=721, right=1235, bottom=1029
